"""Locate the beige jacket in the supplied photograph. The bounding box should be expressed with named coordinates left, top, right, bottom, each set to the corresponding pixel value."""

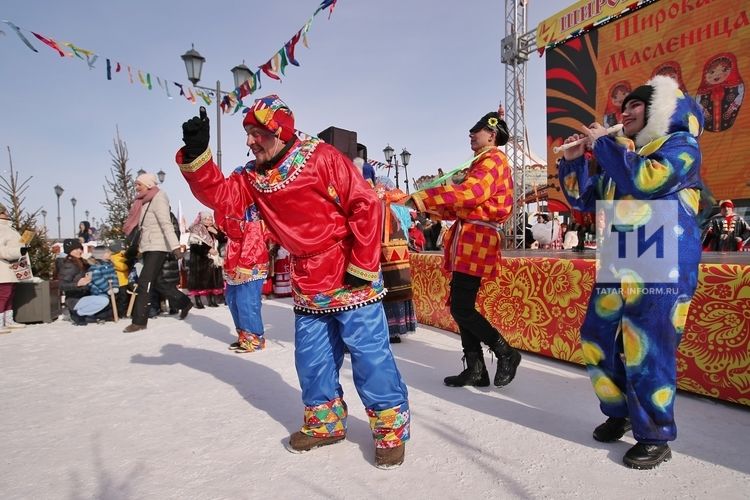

left=0, top=219, right=24, bottom=283
left=138, top=190, right=179, bottom=253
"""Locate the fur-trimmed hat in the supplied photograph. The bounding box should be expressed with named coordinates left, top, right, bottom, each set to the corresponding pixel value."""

left=242, top=94, right=296, bottom=142
left=621, top=84, right=654, bottom=126
left=63, top=238, right=83, bottom=254
left=627, top=75, right=704, bottom=148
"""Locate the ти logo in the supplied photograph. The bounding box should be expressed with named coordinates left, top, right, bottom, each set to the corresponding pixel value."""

left=596, top=200, right=680, bottom=285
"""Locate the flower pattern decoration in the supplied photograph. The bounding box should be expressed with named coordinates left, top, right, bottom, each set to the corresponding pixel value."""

left=411, top=254, right=749, bottom=406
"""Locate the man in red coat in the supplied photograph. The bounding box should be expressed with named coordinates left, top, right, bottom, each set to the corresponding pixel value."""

left=176, top=95, right=409, bottom=469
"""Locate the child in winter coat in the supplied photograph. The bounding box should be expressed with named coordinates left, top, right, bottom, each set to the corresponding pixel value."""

left=70, top=245, right=118, bottom=325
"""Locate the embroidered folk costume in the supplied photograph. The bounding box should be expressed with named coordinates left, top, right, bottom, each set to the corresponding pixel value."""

left=177, top=95, right=409, bottom=469
left=215, top=196, right=270, bottom=353
left=702, top=200, right=750, bottom=251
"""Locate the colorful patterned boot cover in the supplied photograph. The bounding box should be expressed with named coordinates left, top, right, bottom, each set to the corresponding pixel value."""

left=236, top=330, right=266, bottom=353
left=367, top=402, right=410, bottom=449
left=301, top=397, right=348, bottom=437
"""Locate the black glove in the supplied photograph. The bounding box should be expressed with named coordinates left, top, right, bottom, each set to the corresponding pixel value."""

left=344, top=272, right=371, bottom=289
left=182, top=106, right=210, bottom=163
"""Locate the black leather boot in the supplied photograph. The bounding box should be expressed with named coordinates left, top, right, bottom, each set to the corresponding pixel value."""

left=444, top=351, right=490, bottom=387
left=489, top=337, right=522, bottom=387
left=623, top=443, right=672, bottom=469
left=194, top=296, right=205, bottom=309
left=593, top=417, right=632, bottom=442
left=208, top=295, right=219, bottom=307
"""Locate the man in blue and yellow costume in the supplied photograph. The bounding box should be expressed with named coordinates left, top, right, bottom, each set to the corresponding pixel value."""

left=176, top=95, right=409, bottom=470
left=558, top=75, right=704, bottom=469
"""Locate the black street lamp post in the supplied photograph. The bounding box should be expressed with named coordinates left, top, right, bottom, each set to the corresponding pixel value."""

left=383, top=145, right=412, bottom=193
left=71, top=197, right=77, bottom=237
left=181, top=45, right=253, bottom=171
left=54, top=185, right=64, bottom=240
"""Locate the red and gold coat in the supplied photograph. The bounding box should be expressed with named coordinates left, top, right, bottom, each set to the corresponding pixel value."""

left=212, top=175, right=270, bottom=285
left=177, top=138, right=385, bottom=313
left=410, top=146, right=513, bottom=278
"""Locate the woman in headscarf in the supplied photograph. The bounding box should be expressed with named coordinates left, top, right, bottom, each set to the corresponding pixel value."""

left=187, top=212, right=224, bottom=308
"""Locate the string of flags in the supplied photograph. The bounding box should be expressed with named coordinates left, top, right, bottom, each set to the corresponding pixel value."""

left=1, top=0, right=338, bottom=113
left=366, top=159, right=390, bottom=170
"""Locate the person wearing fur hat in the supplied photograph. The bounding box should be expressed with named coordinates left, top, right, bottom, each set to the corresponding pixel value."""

left=558, top=75, right=705, bottom=469
left=57, top=238, right=91, bottom=313
left=404, top=105, right=521, bottom=390
left=702, top=200, right=749, bottom=251
left=121, top=172, right=192, bottom=332
left=0, top=203, right=28, bottom=332
left=176, top=95, right=409, bottom=469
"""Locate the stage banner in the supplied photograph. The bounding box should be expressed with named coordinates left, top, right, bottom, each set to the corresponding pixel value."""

left=546, top=0, right=750, bottom=205
left=536, top=0, right=656, bottom=50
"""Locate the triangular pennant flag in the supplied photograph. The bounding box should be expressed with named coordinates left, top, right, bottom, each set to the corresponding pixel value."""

left=31, top=32, right=66, bottom=57
left=86, top=54, right=97, bottom=70
left=220, top=94, right=231, bottom=113
left=127, top=66, right=133, bottom=84
left=106, top=58, right=112, bottom=80
left=259, top=60, right=281, bottom=81
left=285, top=31, right=301, bottom=66
left=4, top=21, right=38, bottom=52
left=198, top=89, right=211, bottom=105
left=64, top=42, right=85, bottom=60
left=115, top=62, right=121, bottom=72
left=277, top=48, right=289, bottom=76
left=137, top=70, right=146, bottom=87
left=146, top=73, right=152, bottom=90
left=165, top=80, right=172, bottom=99
left=174, top=82, right=185, bottom=96
left=301, top=19, right=313, bottom=48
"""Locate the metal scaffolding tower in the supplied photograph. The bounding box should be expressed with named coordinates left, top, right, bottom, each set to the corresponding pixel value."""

left=501, top=0, right=536, bottom=248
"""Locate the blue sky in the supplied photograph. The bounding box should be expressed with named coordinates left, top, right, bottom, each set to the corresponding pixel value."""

left=1, top=0, right=572, bottom=237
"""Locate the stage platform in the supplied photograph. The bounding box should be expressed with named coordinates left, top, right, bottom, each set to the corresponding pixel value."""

left=410, top=250, right=750, bottom=407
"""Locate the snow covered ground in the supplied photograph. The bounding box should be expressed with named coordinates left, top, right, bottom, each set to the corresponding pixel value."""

left=1, top=297, right=748, bottom=500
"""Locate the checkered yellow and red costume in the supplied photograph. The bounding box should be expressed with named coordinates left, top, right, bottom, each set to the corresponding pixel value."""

left=411, top=146, right=513, bottom=278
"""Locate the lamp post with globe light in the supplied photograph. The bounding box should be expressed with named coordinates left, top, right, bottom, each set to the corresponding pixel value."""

left=382, top=145, right=412, bottom=194
left=181, top=44, right=253, bottom=171
left=71, top=198, right=77, bottom=237
left=54, top=185, right=64, bottom=240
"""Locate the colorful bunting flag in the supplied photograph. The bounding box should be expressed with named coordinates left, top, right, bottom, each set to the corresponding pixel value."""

left=285, top=31, right=302, bottom=66
left=31, top=32, right=66, bottom=57
left=4, top=21, right=38, bottom=52
left=5, top=0, right=339, bottom=111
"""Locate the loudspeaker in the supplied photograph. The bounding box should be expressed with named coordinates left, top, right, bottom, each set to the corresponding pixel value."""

left=318, top=126, right=358, bottom=160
